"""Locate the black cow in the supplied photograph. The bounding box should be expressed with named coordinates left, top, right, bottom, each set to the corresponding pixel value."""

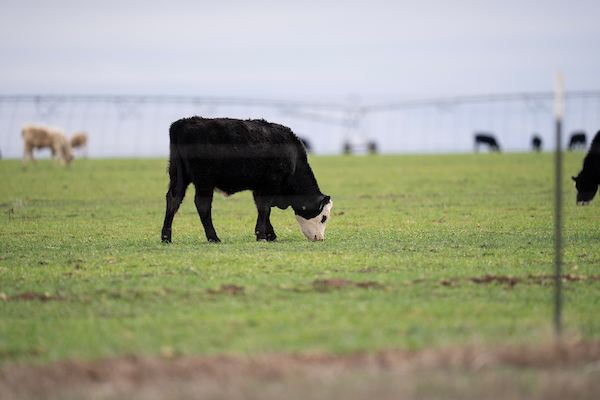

left=474, top=133, right=501, bottom=152
left=161, top=117, right=332, bottom=243
left=299, top=137, right=312, bottom=153
left=572, top=130, right=600, bottom=205
left=532, top=135, right=542, bottom=152
left=568, top=132, right=587, bottom=150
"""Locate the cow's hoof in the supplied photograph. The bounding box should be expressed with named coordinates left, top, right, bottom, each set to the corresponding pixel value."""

left=161, top=236, right=171, bottom=243
left=257, top=238, right=267, bottom=243
left=208, top=238, right=221, bottom=243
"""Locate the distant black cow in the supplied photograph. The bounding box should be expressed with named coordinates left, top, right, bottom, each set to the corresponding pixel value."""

left=161, top=117, right=332, bottom=243
left=572, top=130, right=600, bottom=205
left=342, top=141, right=352, bottom=154
left=474, top=134, right=501, bottom=152
left=299, top=137, right=312, bottom=153
left=532, top=135, right=542, bottom=152
left=568, top=132, right=587, bottom=150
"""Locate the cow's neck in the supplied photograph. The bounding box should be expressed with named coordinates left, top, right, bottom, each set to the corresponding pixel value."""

left=273, top=159, right=322, bottom=210
left=293, top=160, right=321, bottom=193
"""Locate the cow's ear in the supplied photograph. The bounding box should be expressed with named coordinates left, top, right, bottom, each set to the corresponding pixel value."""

left=319, top=195, right=331, bottom=210
left=572, top=176, right=577, bottom=181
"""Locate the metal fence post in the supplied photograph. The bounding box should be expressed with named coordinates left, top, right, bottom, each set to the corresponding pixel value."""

left=554, top=72, right=564, bottom=341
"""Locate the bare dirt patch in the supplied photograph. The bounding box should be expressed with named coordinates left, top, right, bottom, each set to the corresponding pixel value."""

left=437, top=274, right=600, bottom=289
left=7, top=292, right=66, bottom=302
left=6, top=274, right=598, bottom=303
left=1, top=341, right=599, bottom=400
left=207, top=284, right=245, bottom=296
left=313, top=278, right=382, bottom=291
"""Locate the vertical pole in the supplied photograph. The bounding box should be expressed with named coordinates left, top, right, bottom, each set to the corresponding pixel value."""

left=554, top=72, right=564, bottom=341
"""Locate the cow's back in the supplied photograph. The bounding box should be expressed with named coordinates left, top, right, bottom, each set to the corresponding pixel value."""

left=22, top=125, right=50, bottom=147
left=171, top=117, right=297, bottom=145
left=22, top=125, right=67, bottom=148
left=169, top=117, right=304, bottom=194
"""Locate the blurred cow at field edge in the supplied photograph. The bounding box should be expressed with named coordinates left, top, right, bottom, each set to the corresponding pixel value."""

left=22, top=124, right=74, bottom=166
left=474, top=133, right=501, bottom=152
left=71, top=131, right=88, bottom=158
left=568, top=131, right=587, bottom=151
left=532, top=135, right=542, bottom=152
left=572, top=130, right=600, bottom=205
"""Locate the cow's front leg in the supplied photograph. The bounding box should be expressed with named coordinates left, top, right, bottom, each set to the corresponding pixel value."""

left=265, top=214, right=278, bottom=242
left=23, top=145, right=36, bottom=166
left=194, top=190, right=220, bottom=243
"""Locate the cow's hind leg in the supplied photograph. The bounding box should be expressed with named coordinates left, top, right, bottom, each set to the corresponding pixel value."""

left=194, top=189, right=220, bottom=243
left=161, top=183, right=188, bottom=243
left=254, top=194, right=277, bottom=242
left=23, top=144, right=31, bottom=167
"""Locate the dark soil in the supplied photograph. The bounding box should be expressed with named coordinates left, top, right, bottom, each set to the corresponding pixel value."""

left=2, top=341, right=599, bottom=400
left=6, top=274, right=599, bottom=304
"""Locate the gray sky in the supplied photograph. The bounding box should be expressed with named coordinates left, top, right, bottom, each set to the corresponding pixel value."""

left=1, top=0, right=599, bottom=100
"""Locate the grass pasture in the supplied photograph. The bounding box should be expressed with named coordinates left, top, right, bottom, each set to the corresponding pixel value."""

left=1, top=153, right=600, bottom=398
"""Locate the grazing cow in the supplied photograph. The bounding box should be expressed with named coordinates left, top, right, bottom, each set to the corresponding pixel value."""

left=568, top=131, right=587, bottom=150
left=367, top=140, right=378, bottom=154
left=532, top=135, right=542, bottom=152
left=343, top=141, right=352, bottom=154
left=22, top=124, right=74, bottom=166
left=70, top=131, right=88, bottom=158
left=161, top=117, right=333, bottom=243
left=474, top=133, right=501, bottom=152
left=572, top=130, right=600, bottom=205
left=299, top=137, right=312, bottom=153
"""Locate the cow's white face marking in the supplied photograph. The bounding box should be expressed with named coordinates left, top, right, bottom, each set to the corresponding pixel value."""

left=295, top=201, right=332, bottom=241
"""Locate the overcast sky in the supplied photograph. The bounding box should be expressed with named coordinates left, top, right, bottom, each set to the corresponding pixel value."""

left=1, top=0, right=599, bottom=101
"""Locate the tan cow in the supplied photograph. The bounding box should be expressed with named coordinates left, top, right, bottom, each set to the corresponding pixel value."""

left=70, top=131, right=88, bottom=158
left=22, top=124, right=74, bottom=166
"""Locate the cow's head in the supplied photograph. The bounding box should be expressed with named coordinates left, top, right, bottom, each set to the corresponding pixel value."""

left=294, top=195, right=332, bottom=241
left=572, top=172, right=598, bottom=205
left=63, top=143, right=74, bottom=165
left=60, top=138, right=74, bottom=165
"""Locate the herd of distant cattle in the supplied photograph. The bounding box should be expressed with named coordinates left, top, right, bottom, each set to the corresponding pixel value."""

left=16, top=120, right=600, bottom=241
left=474, top=131, right=589, bottom=153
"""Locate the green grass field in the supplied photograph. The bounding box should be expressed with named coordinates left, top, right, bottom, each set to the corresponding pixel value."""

left=1, top=153, right=599, bottom=365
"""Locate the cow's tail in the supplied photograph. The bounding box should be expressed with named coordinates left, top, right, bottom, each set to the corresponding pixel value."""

left=168, top=122, right=187, bottom=197
left=169, top=144, right=186, bottom=197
